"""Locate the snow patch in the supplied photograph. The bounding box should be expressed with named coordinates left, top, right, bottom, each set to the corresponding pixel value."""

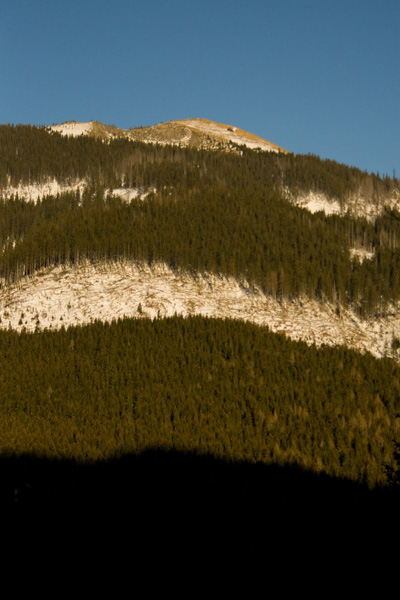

left=1, top=178, right=87, bottom=203
left=349, top=247, right=375, bottom=262
left=289, top=188, right=400, bottom=221
left=1, top=179, right=157, bottom=205
left=291, top=191, right=343, bottom=216
left=50, top=121, right=92, bottom=137
left=1, top=260, right=399, bottom=362
left=108, top=187, right=156, bottom=202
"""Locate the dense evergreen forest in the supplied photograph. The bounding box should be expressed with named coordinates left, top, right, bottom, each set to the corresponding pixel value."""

left=1, top=125, right=400, bottom=316
left=0, top=316, right=399, bottom=489
left=2, top=124, right=400, bottom=505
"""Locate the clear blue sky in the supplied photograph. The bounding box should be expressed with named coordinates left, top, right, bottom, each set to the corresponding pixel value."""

left=1, top=0, right=399, bottom=176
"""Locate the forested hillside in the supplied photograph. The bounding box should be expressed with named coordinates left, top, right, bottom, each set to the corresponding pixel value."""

left=0, top=316, right=399, bottom=488
left=1, top=124, right=400, bottom=317
left=1, top=123, right=400, bottom=502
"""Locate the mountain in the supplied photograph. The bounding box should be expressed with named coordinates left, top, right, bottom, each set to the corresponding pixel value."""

left=49, top=117, right=288, bottom=153
left=1, top=118, right=400, bottom=499
left=1, top=119, right=400, bottom=360
left=38, top=118, right=400, bottom=220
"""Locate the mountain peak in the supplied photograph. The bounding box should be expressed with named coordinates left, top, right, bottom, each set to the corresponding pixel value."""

left=170, top=118, right=287, bottom=152
left=49, top=118, right=287, bottom=153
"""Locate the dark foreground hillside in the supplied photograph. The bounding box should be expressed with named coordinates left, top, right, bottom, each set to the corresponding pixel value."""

left=1, top=316, right=400, bottom=489
left=2, top=450, right=398, bottom=532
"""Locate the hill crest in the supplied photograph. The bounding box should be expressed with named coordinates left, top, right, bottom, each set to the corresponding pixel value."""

left=49, top=118, right=287, bottom=153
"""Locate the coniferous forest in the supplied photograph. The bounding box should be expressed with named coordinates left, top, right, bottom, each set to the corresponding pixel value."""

left=1, top=124, right=400, bottom=522
left=1, top=315, right=399, bottom=487
left=1, top=125, right=400, bottom=316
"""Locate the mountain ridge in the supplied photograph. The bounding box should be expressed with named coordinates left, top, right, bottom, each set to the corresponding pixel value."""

left=34, top=118, right=400, bottom=221
left=49, top=117, right=288, bottom=153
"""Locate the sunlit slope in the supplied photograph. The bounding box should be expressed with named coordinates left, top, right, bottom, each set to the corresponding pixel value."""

left=49, top=118, right=287, bottom=152
left=1, top=260, right=400, bottom=362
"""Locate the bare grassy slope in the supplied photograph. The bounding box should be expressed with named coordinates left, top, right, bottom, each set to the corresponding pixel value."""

left=50, top=118, right=287, bottom=152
